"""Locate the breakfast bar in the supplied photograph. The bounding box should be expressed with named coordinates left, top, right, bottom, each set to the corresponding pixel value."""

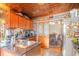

left=1, top=41, right=40, bottom=56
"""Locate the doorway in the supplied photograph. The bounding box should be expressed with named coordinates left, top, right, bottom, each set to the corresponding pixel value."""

left=34, top=19, right=64, bottom=56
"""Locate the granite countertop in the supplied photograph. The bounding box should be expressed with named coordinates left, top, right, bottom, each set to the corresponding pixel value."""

left=1, top=41, right=40, bottom=56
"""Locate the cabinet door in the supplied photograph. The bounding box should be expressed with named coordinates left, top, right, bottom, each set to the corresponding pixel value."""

left=27, top=20, right=30, bottom=30
left=29, top=20, right=33, bottom=30
left=10, top=12, right=19, bottom=28
left=5, top=11, right=19, bottom=29
left=18, top=16, right=23, bottom=29
left=26, top=20, right=33, bottom=30
left=18, top=15, right=33, bottom=30
left=24, top=19, right=27, bottom=30
left=5, top=12, right=10, bottom=28
left=22, top=18, right=26, bottom=29
left=24, top=20, right=26, bottom=30
left=24, top=18, right=27, bottom=30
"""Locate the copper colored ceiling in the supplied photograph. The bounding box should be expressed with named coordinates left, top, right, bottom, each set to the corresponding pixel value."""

left=6, top=3, right=79, bottom=19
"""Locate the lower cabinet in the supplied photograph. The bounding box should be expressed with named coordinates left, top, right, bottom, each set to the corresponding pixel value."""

left=38, top=35, right=49, bottom=48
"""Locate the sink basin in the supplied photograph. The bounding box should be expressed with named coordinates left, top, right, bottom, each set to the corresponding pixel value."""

left=15, top=41, right=37, bottom=48
left=27, top=41, right=36, bottom=46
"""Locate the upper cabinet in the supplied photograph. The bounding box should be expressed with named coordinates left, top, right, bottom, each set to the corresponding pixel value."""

left=5, top=11, right=10, bottom=28
left=10, top=11, right=19, bottom=28
left=5, top=11, right=33, bottom=30
left=18, top=15, right=33, bottom=30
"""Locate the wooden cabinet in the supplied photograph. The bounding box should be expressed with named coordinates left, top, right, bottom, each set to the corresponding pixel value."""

left=5, top=11, right=33, bottom=30
left=10, top=12, right=19, bottom=28
left=29, top=36, right=36, bottom=41
left=38, top=35, right=49, bottom=48
left=5, top=11, right=19, bottom=29
left=18, top=16, right=32, bottom=30
left=5, top=11, right=10, bottom=28
left=25, top=19, right=31, bottom=30
left=28, top=20, right=33, bottom=30
left=18, top=16, right=23, bottom=29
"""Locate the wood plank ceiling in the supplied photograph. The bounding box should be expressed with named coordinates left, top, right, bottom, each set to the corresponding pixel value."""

left=6, top=3, right=79, bottom=19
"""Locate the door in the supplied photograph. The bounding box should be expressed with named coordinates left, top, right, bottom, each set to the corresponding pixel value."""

left=49, top=20, right=63, bottom=55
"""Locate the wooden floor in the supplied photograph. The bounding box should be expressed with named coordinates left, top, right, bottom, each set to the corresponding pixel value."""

left=45, top=47, right=62, bottom=56
left=0, top=47, right=62, bottom=56
left=25, top=45, right=62, bottom=56
left=0, top=44, right=62, bottom=56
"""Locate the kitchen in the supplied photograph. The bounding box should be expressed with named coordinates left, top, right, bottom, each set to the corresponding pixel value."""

left=0, top=3, right=79, bottom=56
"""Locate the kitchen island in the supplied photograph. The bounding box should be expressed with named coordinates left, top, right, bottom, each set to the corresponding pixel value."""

left=1, top=41, right=40, bottom=56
